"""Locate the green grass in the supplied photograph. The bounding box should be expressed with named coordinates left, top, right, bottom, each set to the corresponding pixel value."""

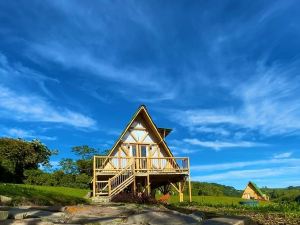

left=166, top=195, right=300, bottom=216
left=169, top=195, right=245, bottom=206
left=0, top=183, right=89, bottom=206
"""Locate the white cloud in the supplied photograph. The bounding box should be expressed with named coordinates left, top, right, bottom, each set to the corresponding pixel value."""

left=273, top=152, right=293, bottom=159
left=1, top=127, right=57, bottom=141
left=190, top=126, right=230, bottom=136
left=193, top=166, right=300, bottom=182
left=171, top=64, right=300, bottom=137
left=0, top=85, right=96, bottom=128
left=191, top=158, right=300, bottom=171
left=29, top=42, right=177, bottom=102
left=183, top=138, right=267, bottom=150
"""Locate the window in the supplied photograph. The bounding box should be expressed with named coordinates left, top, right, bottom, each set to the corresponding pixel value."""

left=132, top=145, right=137, bottom=157
left=141, top=145, right=147, bottom=157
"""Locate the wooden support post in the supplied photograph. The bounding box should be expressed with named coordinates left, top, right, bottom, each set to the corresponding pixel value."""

left=93, top=156, right=96, bottom=197
left=147, top=174, right=151, bottom=195
left=108, top=178, right=111, bottom=196
left=179, top=182, right=183, bottom=202
left=133, top=177, right=137, bottom=195
left=188, top=157, right=192, bottom=202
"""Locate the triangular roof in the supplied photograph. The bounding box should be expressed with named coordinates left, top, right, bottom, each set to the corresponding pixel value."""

left=246, top=181, right=265, bottom=197
left=107, top=105, right=174, bottom=157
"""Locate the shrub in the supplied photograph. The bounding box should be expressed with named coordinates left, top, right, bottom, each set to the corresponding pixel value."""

left=112, top=192, right=158, bottom=204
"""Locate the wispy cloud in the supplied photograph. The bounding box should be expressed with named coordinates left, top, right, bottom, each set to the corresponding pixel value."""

left=190, top=126, right=230, bottom=136
left=193, top=166, right=300, bottom=182
left=191, top=158, right=300, bottom=172
left=171, top=63, right=300, bottom=138
left=183, top=138, right=267, bottom=150
left=273, top=152, right=293, bottom=159
left=0, top=53, right=59, bottom=99
left=1, top=127, right=57, bottom=141
left=0, top=85, right=96, bottom=128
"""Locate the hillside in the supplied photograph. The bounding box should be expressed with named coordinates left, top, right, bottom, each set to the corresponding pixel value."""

left=188, top=181, right=242, bottom=197
left=0, top=183, right=89, bottom=206
left=262, top=186, right=300, bottom=203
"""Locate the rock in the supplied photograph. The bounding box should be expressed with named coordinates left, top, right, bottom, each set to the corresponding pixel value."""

left=125, top=209, right=200, bottom=225
left=1, top=218, right=55, bottom=225
left=190, top=211, right=204, bottom=222
left=0, top=195, right=12, bottom=204
left=202, top=217, right=257, bottom=225
left=0, top=211, right=9, bottom=220
left=8, top=207, right=66, bottom=220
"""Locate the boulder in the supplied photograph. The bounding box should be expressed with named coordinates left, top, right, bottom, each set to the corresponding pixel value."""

left=0, top=195, right=12, bottom=204
left=0, top=211, right=9, bottom=220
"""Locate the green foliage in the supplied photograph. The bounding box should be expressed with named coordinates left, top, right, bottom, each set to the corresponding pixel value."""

left=76, top=159, right=93, bottom=176
left=23, top=169, right=91, bottom=189
left=262, top=186, right=300, bottom=203
left=188, top=182, right=242, bottom=197
left=0, top=183, right=88, bottom=206
left=72, top=145, right=98, bottom=160
left=59, top=158, right=77, bottom=174
left=0, top=138, right=52, bottom=182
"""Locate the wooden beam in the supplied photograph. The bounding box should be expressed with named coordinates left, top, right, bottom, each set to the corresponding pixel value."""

left=140, top=131, right=149, bottom=143
left=188, top=157, right=192, bottom=202
left=93, top=156, right=96, bottom=197
left=169, top=181, right=180, bottom=193
left=147, top=174, right=151, bottom=195
left=130, top=131, right=139, bottom=142
left=179, top=182, right=183, bottom=202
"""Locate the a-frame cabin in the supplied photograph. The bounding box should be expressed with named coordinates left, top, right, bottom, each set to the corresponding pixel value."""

left=242, top=181, right=269, bottom=201
left=92, top=105, right=191, bottom=202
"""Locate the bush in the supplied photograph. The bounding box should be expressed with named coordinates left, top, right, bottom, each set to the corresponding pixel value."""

left=23, top=169, right=91, bottom=189
left=112, top=192, right=158, bottom=204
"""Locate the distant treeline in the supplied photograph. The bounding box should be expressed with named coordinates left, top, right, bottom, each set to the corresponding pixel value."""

left=262, top=186, right=300, bottom=203
left=1, top=138, right=300, bottom=203
left=186, top=181, right=242, bottom=197
left=0, top=138, right=104, bottom=189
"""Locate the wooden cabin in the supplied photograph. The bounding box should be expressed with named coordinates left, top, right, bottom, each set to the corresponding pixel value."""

left=242, top=181, right=269, bottom=201
left=92, top=105, right=191, bottom=202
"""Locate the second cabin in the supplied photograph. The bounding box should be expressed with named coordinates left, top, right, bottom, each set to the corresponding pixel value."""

left=92, top=105, right=192, bottom=202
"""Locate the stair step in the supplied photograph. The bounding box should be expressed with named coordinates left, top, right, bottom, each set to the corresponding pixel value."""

left=92, top=196, right=111, bottom=203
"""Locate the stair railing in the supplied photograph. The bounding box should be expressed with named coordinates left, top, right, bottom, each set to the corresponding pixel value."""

left=108, top=159, right=135, bottom=197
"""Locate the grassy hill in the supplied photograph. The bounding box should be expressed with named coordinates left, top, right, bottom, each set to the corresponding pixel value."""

left=0, top=183, right=89, bottom=206
left=262, top=186, right=300, bottom=203
left=187, top=181, right=242, bottom=197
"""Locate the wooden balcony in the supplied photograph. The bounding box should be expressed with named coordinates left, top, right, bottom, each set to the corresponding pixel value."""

left=94, top=156, right=190, bottom=175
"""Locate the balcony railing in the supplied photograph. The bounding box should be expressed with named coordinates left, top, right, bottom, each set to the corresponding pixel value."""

left=94, top=156, right=189, bottom=174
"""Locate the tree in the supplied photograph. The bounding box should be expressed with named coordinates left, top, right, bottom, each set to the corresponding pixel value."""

left=0, top=138, right=52, bottom=182
left=59, top=158, right=77, bottom=174
left=72, top=145, right=98, bottom=160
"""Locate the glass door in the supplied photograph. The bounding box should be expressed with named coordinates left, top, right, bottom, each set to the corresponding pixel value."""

left=139, top=145, right=147, bottom=170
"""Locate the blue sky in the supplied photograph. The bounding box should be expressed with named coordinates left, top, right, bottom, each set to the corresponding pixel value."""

left=1, top=0, right=300, bottom=189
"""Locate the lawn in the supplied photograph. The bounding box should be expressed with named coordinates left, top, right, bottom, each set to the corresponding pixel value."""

left=0, top=183, right=89, bottom=206
left=166, top=195, right=300, bottom=225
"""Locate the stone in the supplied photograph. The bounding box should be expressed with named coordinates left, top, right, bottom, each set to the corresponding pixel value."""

left=0, top=211, right=9, bottom=220
left=202, top=217, right=257, bottom=225
left=190, top=211, right=204, bottom=222
left=0, top=195, right=12, bottom=204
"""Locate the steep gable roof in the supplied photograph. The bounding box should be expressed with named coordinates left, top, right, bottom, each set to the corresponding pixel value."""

left=247, top=181, right=265, bottom=197
left=106, top=105, right=174, bottom=157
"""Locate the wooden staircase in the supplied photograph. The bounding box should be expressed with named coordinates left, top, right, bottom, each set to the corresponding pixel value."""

left=93, top=160, right=135, bottom=202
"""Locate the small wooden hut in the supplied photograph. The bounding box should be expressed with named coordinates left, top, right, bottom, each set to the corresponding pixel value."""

left=242, top=181, right=269, bottom=201
left=92, top=105, right=192, bottom=202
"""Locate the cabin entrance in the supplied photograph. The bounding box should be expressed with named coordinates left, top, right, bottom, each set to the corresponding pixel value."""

left=131, top=144, right=148, bottom=171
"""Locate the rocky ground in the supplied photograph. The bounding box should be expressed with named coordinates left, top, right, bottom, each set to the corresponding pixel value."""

left=0, top=203, right=255, bottom=225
